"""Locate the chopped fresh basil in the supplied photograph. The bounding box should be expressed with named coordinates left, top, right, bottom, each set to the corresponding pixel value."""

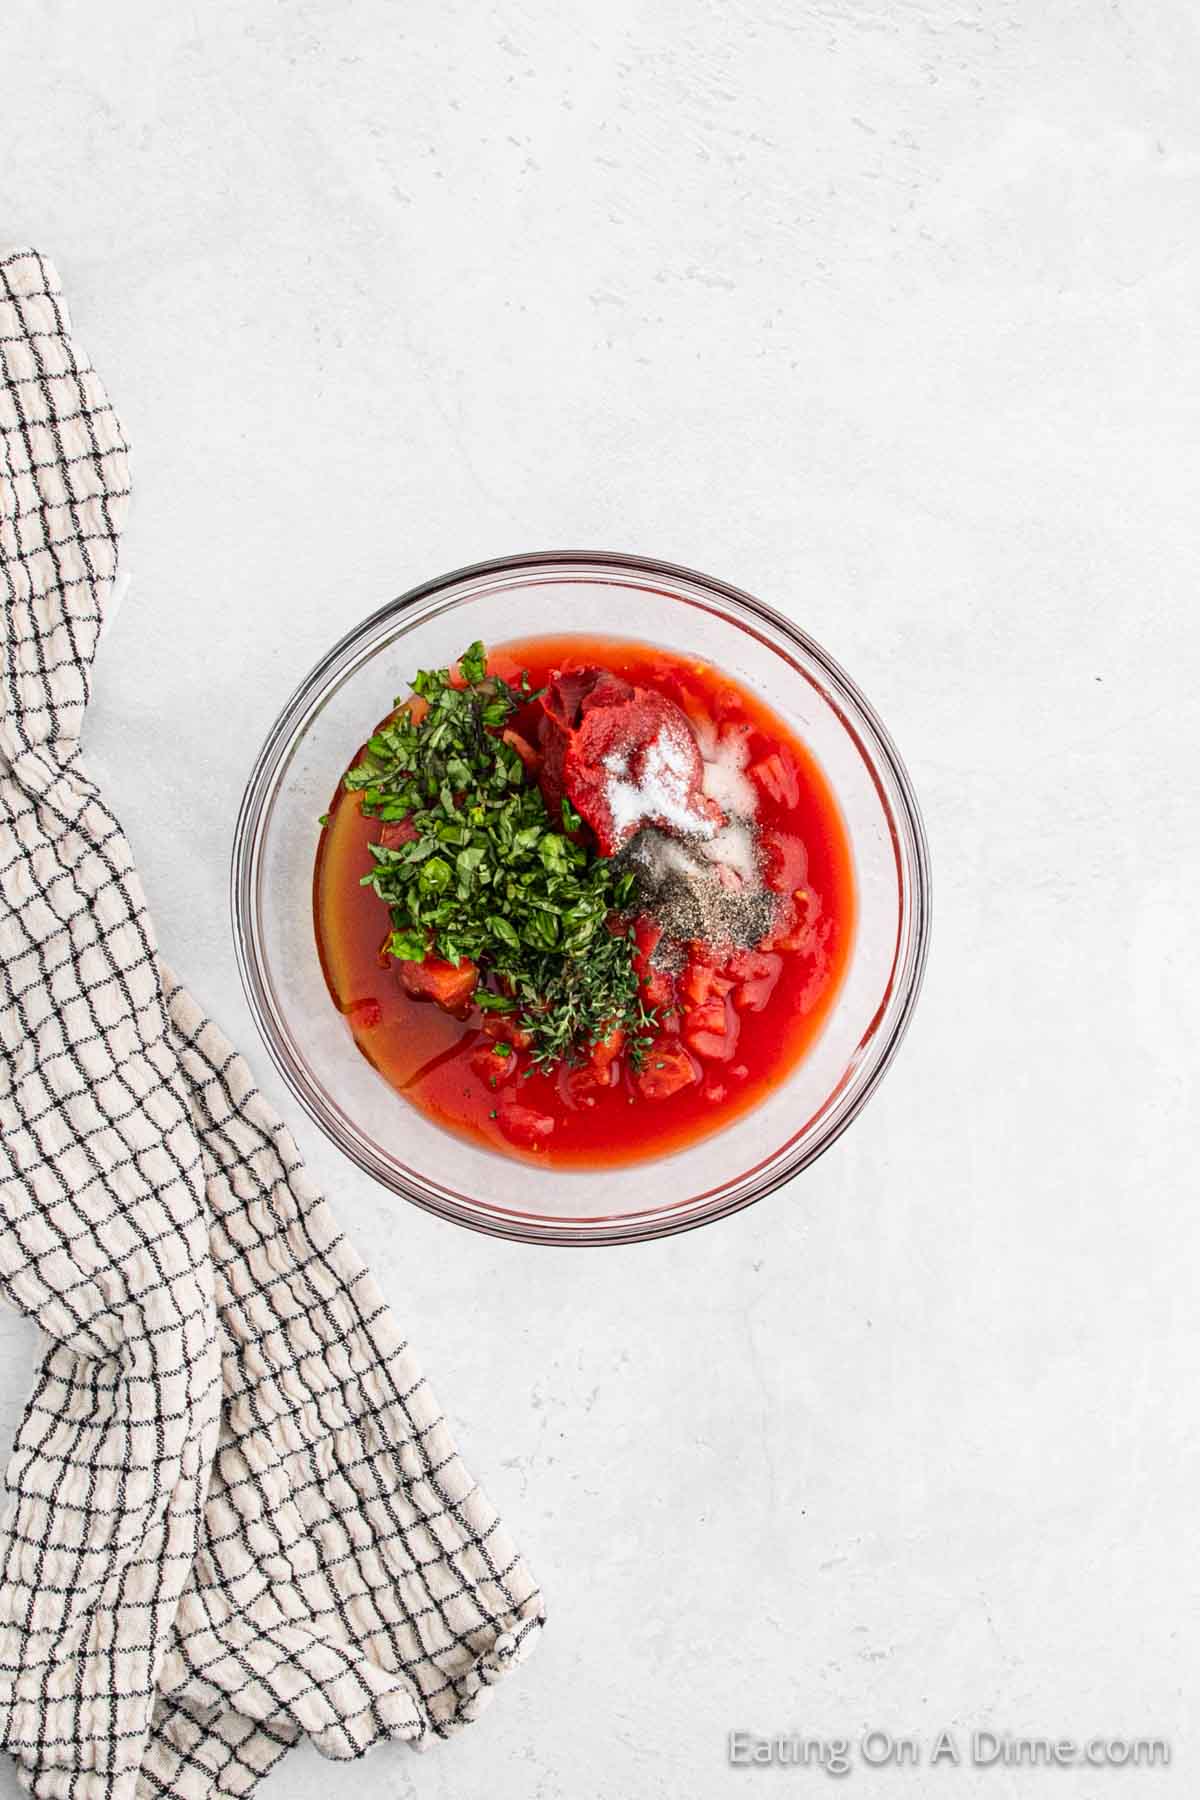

left=345, top=644, right=655, bottom=1068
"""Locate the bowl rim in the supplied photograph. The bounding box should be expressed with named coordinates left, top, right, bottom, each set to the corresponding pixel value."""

left=231, top=549, right=931, bottom=1245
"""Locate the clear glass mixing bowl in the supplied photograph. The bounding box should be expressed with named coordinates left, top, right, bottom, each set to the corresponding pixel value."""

left=231, top=553, right=930, bottom=1244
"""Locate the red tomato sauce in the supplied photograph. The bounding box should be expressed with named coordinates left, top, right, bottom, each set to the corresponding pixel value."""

left=313, top=635, right=856, bottom=1168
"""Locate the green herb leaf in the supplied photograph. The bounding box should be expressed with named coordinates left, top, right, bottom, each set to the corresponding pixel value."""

left=488, top=915, right=522, bottom=951
left=419, top=855, right=453, bottom=894
left=345, top=644, right=647, bottom=1068
left=459, top=640, right=487, bottom=685
left=388, top=927, right=428, bottom=961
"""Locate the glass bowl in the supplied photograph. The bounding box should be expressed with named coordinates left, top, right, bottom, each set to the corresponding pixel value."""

left=231, top=552, right=929, bottom=1245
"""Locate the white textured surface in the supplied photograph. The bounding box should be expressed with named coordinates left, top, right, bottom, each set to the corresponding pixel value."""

left=4, top=2, right=1199, bottom=1794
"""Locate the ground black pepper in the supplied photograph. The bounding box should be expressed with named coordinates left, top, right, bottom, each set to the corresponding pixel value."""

left=619, top=823, right=778, bottom=951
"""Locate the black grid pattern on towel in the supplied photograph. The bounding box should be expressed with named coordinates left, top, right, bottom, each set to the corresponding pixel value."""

left=0, top=248, right=542, bottom=1800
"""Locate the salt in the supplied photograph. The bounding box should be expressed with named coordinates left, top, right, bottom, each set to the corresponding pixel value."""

left=697, top=722, right=759, bottom=818
left=602, top=721, right=719, bottom=843
left=702, top=817, right=759, bottom=887
left=611, top=711, right=777, bottom=949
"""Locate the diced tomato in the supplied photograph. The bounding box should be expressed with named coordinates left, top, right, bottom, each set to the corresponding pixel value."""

left=481, top=1012, right=533, bottom=1051
left=561, top=1025, right=627, bottom=1107
left=395, top=957, right=479, bottom=1017
left=761, top=888, right=821, bottom=953
left=632, top=917, right=672, bottom=1009
left=590, top=1026, right=625, bottom=1082
left=683, top=1027, right=735, bottom=1063
left=496, top=1101, right=556, bottom=1149
left=723, top=947, right=769, bottom=979
left=378, top=815, right=418, bottom=850
left=712, top=684, right=747, bottom=725
left=501, top=728, right=540, bottom=777
left=632, top=915, right=662, bottom=972
left=766, top=925, right=816, bottom=954
left=640, top=969, right=674, bottom=1011
left=759, top=828, right=810, bottom=896
left=724, top=949, right=783, bottom=1014
left=684, top=936, right=723, bottom=968
left=683, top=997, right=741, bottom=1063
left=346, top=997, right=382, bottom=1030
left=470, top=1043, right=518, bottom=1088
left=562, top=1066, right=602, bottom=1107
left=750, top=750, right=801, bottom=809
left=735, top=972, right=781, bottom=1012
left=685, top=996, right=728, bottom=1036
left=679, top=959, right=735, bottom=1009
left=634, top=1042, right=701, bottom=1101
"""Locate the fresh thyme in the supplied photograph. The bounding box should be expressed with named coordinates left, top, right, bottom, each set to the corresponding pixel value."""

left=344, top=642, right=655, bottom=1068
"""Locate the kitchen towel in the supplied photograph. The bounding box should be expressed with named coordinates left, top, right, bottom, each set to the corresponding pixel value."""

left=0, top=248, right=543, bottom=1799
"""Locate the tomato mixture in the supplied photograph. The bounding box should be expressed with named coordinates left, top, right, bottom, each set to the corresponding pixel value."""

left=314, top=636, right=855, bottom=1168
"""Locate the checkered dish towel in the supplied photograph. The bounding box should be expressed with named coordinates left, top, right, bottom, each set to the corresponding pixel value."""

left=0, top=249, right=543, bottom=1799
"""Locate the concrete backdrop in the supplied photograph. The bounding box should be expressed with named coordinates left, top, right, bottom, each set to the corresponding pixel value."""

left=4, top=1, right=1198, bottom=1794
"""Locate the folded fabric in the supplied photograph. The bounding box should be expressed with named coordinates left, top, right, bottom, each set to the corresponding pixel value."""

left=0, top=248, right=543, bottom=1799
